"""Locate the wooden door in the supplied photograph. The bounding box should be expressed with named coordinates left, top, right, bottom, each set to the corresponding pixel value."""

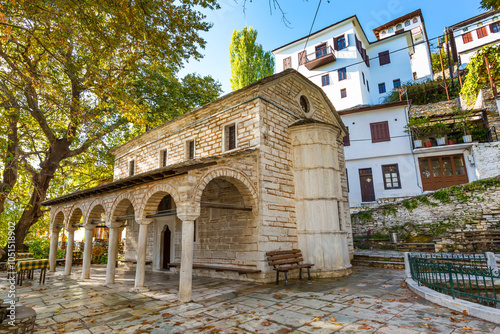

left=418, top=155, right=469, bottom=191
left=359, top=168, right=376, bottom=202
left=162, top=226, right=171, bottom=269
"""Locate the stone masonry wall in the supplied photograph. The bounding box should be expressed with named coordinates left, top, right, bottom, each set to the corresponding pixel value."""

left=472, top=142, right=500, bottom=180
left=351, top=177, right=500, bottom=236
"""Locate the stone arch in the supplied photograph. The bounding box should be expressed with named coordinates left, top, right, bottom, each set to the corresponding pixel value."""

left=110, top=192, right=137, bottom=222
left=193, top=167, right=258, bottom=210
left=137, top=181, right=181, bottom=220
left=85, top=200, right=106, bottom=227
left=51, top=210, right=65, bottom=230
left=67, top=206, right=84, bottom=230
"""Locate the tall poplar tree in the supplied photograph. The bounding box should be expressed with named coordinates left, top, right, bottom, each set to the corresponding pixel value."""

left=229, top=27, right=275, bottom=91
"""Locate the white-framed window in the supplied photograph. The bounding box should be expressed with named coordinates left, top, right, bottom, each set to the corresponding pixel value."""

left=223, top=122, right=237, bottom=152
left=185, top=138, right=196, bottom=160
left=159, top=148, right=168, bottom=168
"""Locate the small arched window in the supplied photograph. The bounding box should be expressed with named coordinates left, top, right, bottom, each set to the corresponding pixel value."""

left=299, top=95, right=310, bottom=114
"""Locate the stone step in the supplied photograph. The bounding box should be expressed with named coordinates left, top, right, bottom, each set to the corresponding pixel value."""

left=351, top=259, right=405, bottom=270
left=353, top=255, right=404, bottom=263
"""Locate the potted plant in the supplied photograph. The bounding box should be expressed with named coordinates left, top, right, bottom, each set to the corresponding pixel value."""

left=431, top=121, right=449, bottom=146
left=405, top=117, right=431, bottom=148
left=453, top=108, right=476, bottom=143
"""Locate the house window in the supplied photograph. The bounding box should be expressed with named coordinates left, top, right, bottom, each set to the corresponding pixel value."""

left=224, top=123, right=237, bottom=151
left=315, top=43, right=328, bottom=58
left=413, top=18, right=418, bottom=24
left=321, top=74, right=330, bottom=86
left=336, top=35, right=346, bottom=50
left=405, top=20, right=411, bottom=27
left=159, top=149, right=168, bottom=167
left=362, top=72, right=365, bottom=85
left=413, top=72, right=418, bottom=80
left=129, top=160, right=135, bottom=176
left=340, top=88, right=347, bottom=99
left=382, top=164, right=401, bottom=190
left=298, top=51, right=306, bottom=66
left=396, top=24, right=402, bottom=30
left=338, top=68, right=347, bottom=81
left=477, top=26, right=488, bottom=39
left=186, top=139, right=195, bottom=159
left=367, top=81, right=370, bottom=92
left=379, top=50, right=390, bottom=66
left=370, top=121, right=390, bottom=143
left=393, top=79, right=401, bottom=89
left=343, top=126, right=350, bottom=146
left=491, top=22, right=500, bottom=33
left=462, top=32, right=473, bottom=44
left=283, top=56, right=292, bottom=70
left=378, top=83, right=386, bottom=94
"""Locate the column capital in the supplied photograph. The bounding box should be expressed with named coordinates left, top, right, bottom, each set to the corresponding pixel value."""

left=135, top=218, right=154, bottom=226
left=106, top=221, right=123, bottom=229
left=66, top=226, right=78, bottom=233
left=52, top=225, right=63, bottom=232
left=177, top=213, right=200, bottom=222
left=83, top=224, right=96, bottom=230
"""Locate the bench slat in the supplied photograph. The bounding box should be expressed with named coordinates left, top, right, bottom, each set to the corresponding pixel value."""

left=267, top=253, right=302, bottom=261
left=265, top=249, right=301, bottom=256
left=269, top=258, right=303, bottom=266
left=275, top=264, right=314, bottom=271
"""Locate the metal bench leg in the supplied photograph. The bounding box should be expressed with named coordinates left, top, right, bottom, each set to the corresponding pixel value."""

left=276, top=271, right=279, bottom=285
left=284, top=271, right=288, bottom=286
left=307, top=267, right=311, bottom=280
left=299, top=268, right=303, bottom=280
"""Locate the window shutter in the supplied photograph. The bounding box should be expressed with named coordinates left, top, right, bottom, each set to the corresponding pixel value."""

left=343, top=126, right=350, bottom=146
left=370, top=121, right=390, bottom=143
left=490, top=23, right=494, bottom=33
left=333, top=37, right=339, bottom=51
left=344, top=33, right=349, bottom=46
left=283, top=57, right=291, bottom=69
left=298, top=51, right=306, bottom=65
left=379, top=51, right=390, bottom=65
left=229, top=124, right=236, bottom=150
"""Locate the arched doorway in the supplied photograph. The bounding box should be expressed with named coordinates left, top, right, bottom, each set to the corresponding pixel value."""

left=162, top=226, right=171, bottom=269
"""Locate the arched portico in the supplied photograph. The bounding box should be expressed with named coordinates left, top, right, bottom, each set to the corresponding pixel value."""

left=64, top=207, right=84, bottom=275
left=81, top=202, right=106, bottom=279
left=49, top=211, right=65, bottom=272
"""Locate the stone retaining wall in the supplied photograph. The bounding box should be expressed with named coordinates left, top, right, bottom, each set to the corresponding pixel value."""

left=351, top=177, right=500, bottom=238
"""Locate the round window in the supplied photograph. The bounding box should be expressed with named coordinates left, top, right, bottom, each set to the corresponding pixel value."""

left=299, top=96, right=309, bottom=114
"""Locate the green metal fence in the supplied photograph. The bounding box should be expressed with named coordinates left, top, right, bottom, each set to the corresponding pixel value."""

left=408, top=253, right=500, bottom=308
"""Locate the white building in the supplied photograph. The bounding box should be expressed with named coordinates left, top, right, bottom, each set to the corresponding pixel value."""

left=273, top=10, right=435, bottom=207
left=272, top=9, right=433, bottom=111
left=447, top=9, right=500, bottom=65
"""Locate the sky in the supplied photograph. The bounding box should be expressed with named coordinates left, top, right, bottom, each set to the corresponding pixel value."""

left=179, top=0, right=487, bottom=94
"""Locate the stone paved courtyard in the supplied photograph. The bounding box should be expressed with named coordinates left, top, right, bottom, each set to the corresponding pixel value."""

left=2, top=265, right=500, bottom=333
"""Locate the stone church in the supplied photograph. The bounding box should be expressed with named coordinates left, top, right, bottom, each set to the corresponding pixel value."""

left=43, top=69, right=353, bottom=302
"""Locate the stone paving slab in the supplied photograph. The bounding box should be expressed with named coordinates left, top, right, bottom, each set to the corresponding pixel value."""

left=1, top=265, right=500, bottom=333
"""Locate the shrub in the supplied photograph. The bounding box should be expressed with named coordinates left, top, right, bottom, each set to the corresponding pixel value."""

left=27, top=238, right=50, bottom=259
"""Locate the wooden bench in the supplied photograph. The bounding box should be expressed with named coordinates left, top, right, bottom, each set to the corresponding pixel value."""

left=352, top=229, right=373, bottom=248
left=266, top=249, right=314, bottom=285
left=168, top=263, right=261, bottom=275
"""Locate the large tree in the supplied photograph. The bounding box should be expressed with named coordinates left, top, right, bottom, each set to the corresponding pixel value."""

left=229, top=27, right=275, bottom=91
left=0, top=0, right=220, bottom=252
left=480, top=0, right=500, bottom=10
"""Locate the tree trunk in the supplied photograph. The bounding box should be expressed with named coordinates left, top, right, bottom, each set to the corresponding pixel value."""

left=0, top=109, right=19, bottom=217
left=13, top=139, right=70, bottom=252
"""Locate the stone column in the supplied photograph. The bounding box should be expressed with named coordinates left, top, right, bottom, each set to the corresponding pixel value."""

left=64, top=227, right=76, bottom=275
left=134, top=219, right=153, bottom=289
left=288, top=120, right=351, bottom=275
left=179, top=219, right=195, bottom=302
left=49, top=226, right=61, bottom=272
left=106, top=222, right=121, bottom=285
left=81, top=225, right=95, bottom=279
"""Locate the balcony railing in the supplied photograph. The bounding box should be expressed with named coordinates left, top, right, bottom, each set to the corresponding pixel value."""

left=305, top=46, right=336, bottom=70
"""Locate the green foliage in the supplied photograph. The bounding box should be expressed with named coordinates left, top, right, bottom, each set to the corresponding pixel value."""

left=427, top=220, right=461, bottom=237
left=404, top=117, right=432, bottom=139
left=27, top=238, right=50, bottom=259
left=402, top=199, right=418, bottom=212
left=480, top=0, right=500, bottom=10
left=452, top=107, right=477, bottom=135
left=461, top=45, right=500, bottom=104
left=382, top=205, right=398, bottom=217
left=431, top=121, right=450, bottom=137
left=380, top=244, right=396, bottom=250
left=358, top=211, right=373, bottom=221
left=230, top=27, right=275, bottom=91
left=431, top=49, right=450, bottom=74
left=384, top=78, right=461, bottom=105
left=370, top=232, right=389, bottom=240
left=433, top=189, right=450, bottom=203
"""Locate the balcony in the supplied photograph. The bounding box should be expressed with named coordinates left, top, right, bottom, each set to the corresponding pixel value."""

left=305, top=46, right=336, bottom=70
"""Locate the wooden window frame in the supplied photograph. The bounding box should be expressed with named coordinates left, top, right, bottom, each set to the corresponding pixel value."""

left=283, top=56, right=292, bottom=70
left=223, top=122, right=237, bottom=152
left=334, top=35, right=347, bottom=51
left=343, top=126, right=350, bottom=146
left=321, top=74, right=330, bottom=86
left=129, top=159, right=135, bottom=176
left=462, top=32, right=473, bottom=44
left=378, top=83, right=386, bottom=94
left=370, top=121, right=390, bottom=143
left=382, top=164, right=401, bottom=190
left=298, top=51, right=306, bottom=66
left=315, top=43, right=328, bottom=58
left=340, top=88, right=347, bottom=99
left=379, top=50, right=391, bottom=66
left=338, top=67, right=347, bottom=81
left=477, top=26, right=488, bottom=39
left=491, top=22, right=500, bottom=33
left=186, top=139, right=196, bottom=160
left=393, top=79, right=401, bottom=89
left=159, top=148, right=168, bottom=168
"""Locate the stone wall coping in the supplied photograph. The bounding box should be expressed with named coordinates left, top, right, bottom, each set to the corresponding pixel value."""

left=406, top=278, right=500, bottom=325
